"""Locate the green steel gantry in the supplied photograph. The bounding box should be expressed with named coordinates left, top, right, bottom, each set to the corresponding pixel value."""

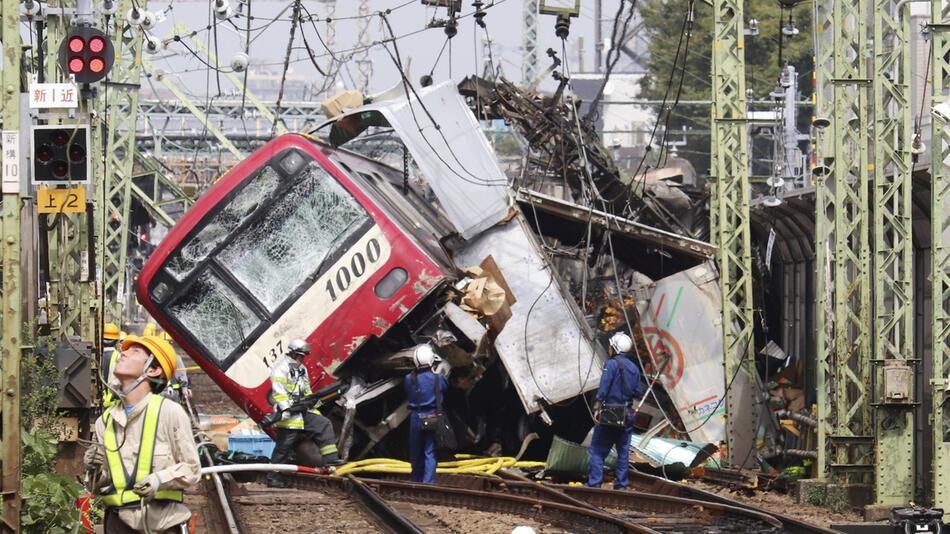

left=931, top=0, right=950, bottom=511
left=99, top=0, right=149, bottom=325
left=1, top=0, right=21, bottom=530
left=871, top=0, right=915, bottom=505
left=141, top=59, right=243, bottom=159
left=813, top=0, right=834, bottom=485
left=43, top=7, right=95, bottom=341
left=813, top=0, right=874, bottom=485
left=710, top=0, right=757, bottom=465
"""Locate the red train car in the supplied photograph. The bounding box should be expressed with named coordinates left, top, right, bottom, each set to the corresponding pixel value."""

left=137, top=134, right=451, bottom=425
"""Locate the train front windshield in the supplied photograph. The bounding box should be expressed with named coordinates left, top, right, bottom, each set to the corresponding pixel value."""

left=148, top=149, right=372, bottom=369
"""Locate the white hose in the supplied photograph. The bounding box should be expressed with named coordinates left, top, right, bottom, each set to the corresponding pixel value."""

left=200, top=463, right=326, bottom=476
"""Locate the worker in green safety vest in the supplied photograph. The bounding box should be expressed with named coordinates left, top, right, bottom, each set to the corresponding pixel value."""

left=100, top=323, right=121, bottom=409
left=83, top=334, right=201, bottom=533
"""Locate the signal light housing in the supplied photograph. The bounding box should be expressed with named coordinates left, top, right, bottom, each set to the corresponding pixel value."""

left=58, top=27, right=114, bottom=84
left=31, top=125, right=91, bottom=185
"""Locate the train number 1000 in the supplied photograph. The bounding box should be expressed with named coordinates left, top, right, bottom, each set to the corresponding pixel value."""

left=325, top=238, right=382, bottom=302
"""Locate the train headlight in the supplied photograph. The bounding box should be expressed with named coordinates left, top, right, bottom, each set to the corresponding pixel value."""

left=151, top=281, right=171, bottom=304
left=279, top=151, right=306, bottom=176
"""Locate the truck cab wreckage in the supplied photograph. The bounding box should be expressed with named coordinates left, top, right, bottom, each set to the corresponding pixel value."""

left=138, top=76, right=769, bottom=464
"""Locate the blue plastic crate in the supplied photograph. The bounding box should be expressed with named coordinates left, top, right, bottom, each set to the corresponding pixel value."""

left=227, top=434, right=276, bottom=458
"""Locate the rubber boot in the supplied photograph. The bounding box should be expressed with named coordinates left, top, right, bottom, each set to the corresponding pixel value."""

left=322, top=452, right=344, bottom=466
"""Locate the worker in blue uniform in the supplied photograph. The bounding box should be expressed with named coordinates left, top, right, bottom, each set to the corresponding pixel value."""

left=404, top=344, right=447, bottom=484
left=588, top=331, right=644, bottom=489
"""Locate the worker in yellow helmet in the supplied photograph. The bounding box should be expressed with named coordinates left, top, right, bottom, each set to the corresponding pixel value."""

left=157, top=331, right=192, bottom=406
left=100, top=324, right=121, bottom=409
left=83, top=335, right=200, bottom=533
left=142, top=322, right=158, bottom=337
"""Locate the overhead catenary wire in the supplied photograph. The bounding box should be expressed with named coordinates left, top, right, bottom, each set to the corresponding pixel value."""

left=583, top=0, right=638, bottom=126
left=375, top=12, right=508, bottom=188
left=272, top=0, right=301, bottom=136
left=616, top=0, right=695, bottom=208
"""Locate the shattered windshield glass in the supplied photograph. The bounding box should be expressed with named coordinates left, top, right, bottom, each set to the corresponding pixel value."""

left=218, top=161, right=369, bottom=312
left=165, top=167, right=281, bottom=280
left=166, top=271, right=261, bottom=364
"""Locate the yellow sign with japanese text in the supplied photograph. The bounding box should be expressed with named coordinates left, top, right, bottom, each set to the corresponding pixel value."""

left=37, top=186, right=85, bottom=214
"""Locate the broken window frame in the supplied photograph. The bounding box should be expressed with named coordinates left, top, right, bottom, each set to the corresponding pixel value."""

left=151, top=149, right=373, bottom=371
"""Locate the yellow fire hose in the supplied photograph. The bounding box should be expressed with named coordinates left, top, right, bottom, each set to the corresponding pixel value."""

left=332, top=456, right=545, bottom=477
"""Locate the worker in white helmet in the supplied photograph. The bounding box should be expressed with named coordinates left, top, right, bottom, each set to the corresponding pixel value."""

left=587, top=331, right=644, bottom=490
left=404, top=344, right=447, bottom=484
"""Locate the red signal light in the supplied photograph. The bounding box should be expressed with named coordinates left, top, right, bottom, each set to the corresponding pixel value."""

left=68, top=57, right=84, bottom=73
left=88, top=36, right=105, bottom=53
left=58, top=27, right=114, bottom=84
left=51, top=130, right=69, bottom=146
left=51, top=160, right=69, bottom=179
left=68, top=144, right=86, bottom=163
left=36, top=145, right=53, bottom=164
left=68, top=36, right=85, bottom=53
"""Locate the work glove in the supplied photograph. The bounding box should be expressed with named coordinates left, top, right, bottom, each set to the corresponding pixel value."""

left=84, top=445, right=105, bottom=470
left=260, top=411, right=281, bottom=427
left=132, top=473, right=161, bottom=501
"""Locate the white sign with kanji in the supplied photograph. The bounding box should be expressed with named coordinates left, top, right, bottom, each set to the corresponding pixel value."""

left=28, top=83, right=79, bottom=109
left=2, top=131, right=19, bottom=194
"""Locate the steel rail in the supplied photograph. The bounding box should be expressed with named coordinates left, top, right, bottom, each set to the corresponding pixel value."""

left=449, top=470, right=781, bottom=532
left=367, top=471, right=823, bottom=533
left=346, top=475, right=426, bottom=534
left=184, top=393, right=242, bottom=533
left=552, top=483, right=783, bottom=532
left=627, top=471, right=840, bottom=534
left=271, top=472, right=657, bottom=534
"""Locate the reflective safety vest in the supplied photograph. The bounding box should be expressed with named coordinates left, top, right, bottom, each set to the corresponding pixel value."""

left=101, top=348, right=119, bottom=409
left=101, top=395, right=183, bottom=507
left=270, top=356, right=320, bottom=429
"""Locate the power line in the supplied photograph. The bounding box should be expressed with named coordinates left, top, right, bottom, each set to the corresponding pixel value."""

left=272, top=0, right=301, bottom=136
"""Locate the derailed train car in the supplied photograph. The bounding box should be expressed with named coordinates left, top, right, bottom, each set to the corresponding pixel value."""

left=138, top=82, right=619, bottom=459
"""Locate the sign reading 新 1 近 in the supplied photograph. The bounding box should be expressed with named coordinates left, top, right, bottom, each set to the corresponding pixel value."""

left=28, top=83, right=79, bottom=109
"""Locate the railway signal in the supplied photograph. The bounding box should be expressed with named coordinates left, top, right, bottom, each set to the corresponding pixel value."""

left=58, top=27, right=114, bottom=84
left=31, top=125, right=90, bottom=184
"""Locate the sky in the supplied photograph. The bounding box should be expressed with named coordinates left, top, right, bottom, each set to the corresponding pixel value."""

left=142, top=0, right=633, bottom=100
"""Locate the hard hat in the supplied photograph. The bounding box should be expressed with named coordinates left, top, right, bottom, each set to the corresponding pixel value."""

left=412, top=344, right=437, bottom=368
left=286, top=338, right=311, bottom=358
left=119, top=331, right=128, bottom=341
left=103, top=323, right=120, bottom=341
left=143, top=323, right=158, bottom=337
left=121, top=335, right=177, bottom=382
left=609, top=332, right=633, bottom=354
left=511, top=527, right=537, bottom=534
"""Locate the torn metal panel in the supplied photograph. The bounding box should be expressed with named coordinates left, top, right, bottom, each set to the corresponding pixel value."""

left=637, top=262, right=729, bottom=445
left=628, top=434, right=718, bottom=469
left=319, top=81, right=510, bottom=239
left=443, top=301, right=488, bottom=348
left=455, top=215, right=605, bottom=413
left=516, top=188, right=715, bottom=261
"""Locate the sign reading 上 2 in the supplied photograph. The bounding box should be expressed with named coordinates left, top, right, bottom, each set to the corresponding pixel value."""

left=37, top=186, right=86, bottom=214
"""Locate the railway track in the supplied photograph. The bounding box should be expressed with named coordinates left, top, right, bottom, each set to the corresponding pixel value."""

left=627, top=470, right=840, bottom=534
left=194, top=465, right=840, bottom=533
left=272, top=472, right=652, bottom=533
left=366, top=471, right=785, bottom=533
